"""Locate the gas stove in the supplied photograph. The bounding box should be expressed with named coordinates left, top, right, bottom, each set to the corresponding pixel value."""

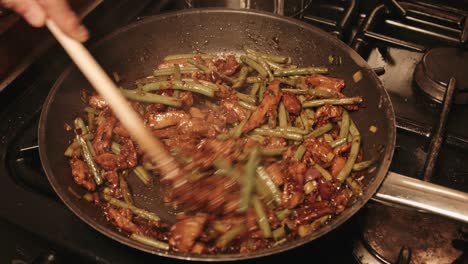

left=0, top=1, right=467, bottom=263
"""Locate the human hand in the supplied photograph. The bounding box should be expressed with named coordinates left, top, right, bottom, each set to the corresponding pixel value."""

left=1, top=0, right=89, bottom=42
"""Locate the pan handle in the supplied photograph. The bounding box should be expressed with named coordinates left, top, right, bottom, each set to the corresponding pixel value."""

left=373, top=171, right=468, bottom=223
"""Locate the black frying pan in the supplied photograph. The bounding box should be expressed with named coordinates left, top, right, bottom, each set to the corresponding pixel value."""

left=38, top=9, right=395, bottom=261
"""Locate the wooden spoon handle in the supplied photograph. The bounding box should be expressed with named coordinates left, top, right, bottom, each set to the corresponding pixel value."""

left=46, top=19, right=179, bottom=180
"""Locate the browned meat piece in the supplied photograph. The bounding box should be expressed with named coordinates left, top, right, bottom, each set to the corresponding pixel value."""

left=164, top=134, right=199, bottom=154
left=303, top=138, right=334, bottom=167
left=282, top=179, right=304, bottom=209
left=219, top=99, right=248, bottom=124
left=314, top=105, right=343, bottom=126
left=213, top=55, right=240, bottom=76
left=304, top=167, right=321, bottom=183
left=191, top=242, right=207, bottom=254
left=318, top=179, right=333, bottom=200
left=265, top=163, right=285, bottom=186
left=215, top=84, right=236, bottom=99
left=287, top=161, right=306, bottom=186
left=103, top=171, right=119, bottom=187
left=113, top=124, right=130, bottom=138
left=93, top=111, right=116, bottom=154
left=189, top=139, right=241, bottom=170
left=119, top=138, right=138, bottom=168
left=178, top=117, right=218, bottom=138
left=106, top=207, right=140, bottom=233
left=332, top=190, right=352, bottom=213
left=169, top=214, right=207, bottom=252
left=88, top=95, right=108, bottom=109
left=146, top=111, right=190, bottom=130
left=94, top=153, right=122, bottom=171
left=334, top=142, right=352, bottom=156
left=305, top=74, right=345, bottom=92
left=295, top=204, right=334, bottom=225
left=282, top=92, right=302, bottom=115
left=69, top=158, right=96, bottom=191
left=242, top=80, right=282, bottom=133
left=330, top=156, right=347, bottom=178
left=179, top=91, right=194, bottom=109
left=167, top=174, right=239, bottom=213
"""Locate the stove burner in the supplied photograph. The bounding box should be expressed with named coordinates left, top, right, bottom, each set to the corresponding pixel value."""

left=359, top=202, right=465, bottom=264
left=414, top=48, right=468, bottom=104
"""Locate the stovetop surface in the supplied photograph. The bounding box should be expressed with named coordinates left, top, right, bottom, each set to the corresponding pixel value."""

left=1, top=1, right=467, bottom=263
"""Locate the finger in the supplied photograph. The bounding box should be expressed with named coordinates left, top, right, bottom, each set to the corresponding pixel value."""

left=2, top=0, right=46, bottom=27
left=37, top=0, right=89, bottom=42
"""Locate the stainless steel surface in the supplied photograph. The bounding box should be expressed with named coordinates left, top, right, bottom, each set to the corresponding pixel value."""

left=375, top=171, right=468, bottom=223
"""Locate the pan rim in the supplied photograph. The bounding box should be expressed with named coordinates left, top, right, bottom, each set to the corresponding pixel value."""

left=38, top=7, right=396, bottom=262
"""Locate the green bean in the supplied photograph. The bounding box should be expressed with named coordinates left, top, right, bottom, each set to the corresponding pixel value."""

left=274, top=67, right=329, bottom=76
left=250, top=82, right=261, bottom=97
left=336, top=135, right=361, bottom=182
left=294, top=145, right=307, bottom=161
left=64, top=140, right=80, bottom=157
left=213, top=159, right=232, bottom=176
left=74, top=117, right=88, bottom=134
left=238, top=147, right=260, bottom=212
left=349, top=119, right=360, bottom=137
left=252, top=195, right=272, bottom=238
left=153, top=66, right=198, bottom=76
left=187, top=58, right=210, bottom=72
left=120, top=89, right=182, bottom=107
left=163, top=53, right=214, bottom=60
left=300, top=112, right=310, bottom=133
left=248, top=55, right=273, bottom=80
left=231, top=112, right=251, bottom=138
left=77, top=135, right=103, bottom=185
left=272, top=226, right=286, bottom=241
left=256, top=166, right=282, bottom=205
left=268, top=111, right=277, bottom=128
left=281, top=88, right=336, bottom=98
left=306, top=123, right=333, bottom=138
left=133, top=165, right=153, bottom=186
left=246, top=76, right=264, bottom=83
left=85, top=139, right=96, bottom=157
left=244, top=47, right=290, bottom=63
left=130, top=233, right=169, bottom=251
left=173, top=64, right=181, bottom=81
left=298, top=215, right=330, bottom=237
left=84, top=106, right=100, bottom=115
left=255, top=177, right=274, bottom=206
left=353, top=159, right=374, bottom=171
left=238, top=101, right=257, bottom=111
left=304, top=180, right=318, bottom=194
left=260, top=148, right=286, bottom=157
left=276, top=209, right=291, bottom=221
left=232, top=66, right=249, bottom=89
left=87, top=112, right=95, bottom=131
left=278, top=78, right=298, bottom=86
left=111, top=142, right=121, bottom=155
left=339, top=110, right=350, bottom=140
left=265, top=60, right=284, bottom=70
left=258, top=82, right=266, bottom=102
left=120, top=171, right=134, bottom=205
left=236, top=92, right=256, bottom=104
left=295, top=116, right=304, bottom=130
left=104, top=194, right=160, bottom=222
left=330, top=137, right=347, bottom=148
left=346, top=177, right=363, bottom=196
left=302, top=96, right=363, bottom=108
left=240, top=55, right=268, bottom=77
left=248, top=135, right=266, bottom=144
left=215, top=225, right=246, bottom=249
left=252, top=128, right=303, bottom=141
left=140, top=80, right=214, bottom=97
left=314, top=164, right=333, bottom=181
left=278, top=102, right=288, bottom=128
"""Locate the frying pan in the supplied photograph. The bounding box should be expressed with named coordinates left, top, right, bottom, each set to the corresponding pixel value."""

left=38, top=8, right=468, bottom=261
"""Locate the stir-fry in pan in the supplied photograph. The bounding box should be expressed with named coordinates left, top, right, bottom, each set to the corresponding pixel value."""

left=64, top=47, right=371, bottom=254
